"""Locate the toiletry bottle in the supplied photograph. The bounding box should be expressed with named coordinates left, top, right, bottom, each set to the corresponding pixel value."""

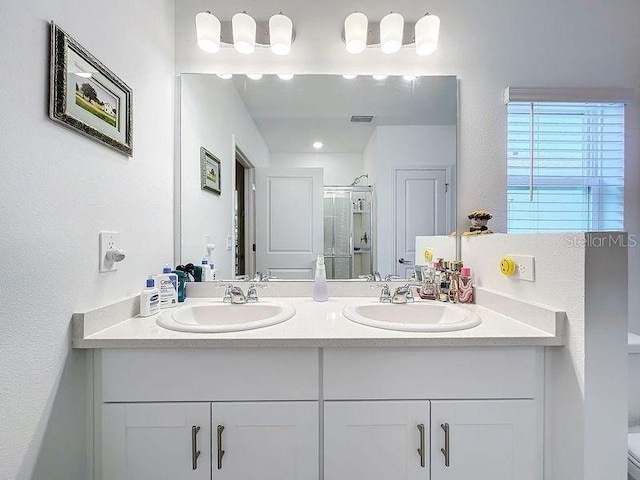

left=172, top=269, right=186, bottom=302
left=418, top=265, right=438, bottom=300
left=448, top=261, right=462, bottom=303
left=459, top=267, right=474, bottom=304
left=156, top=264, right=178, bottom=308
left=312, top=254, right=329, bottom=302
left=201, top=257, right=212, bottom=281
left=139, top=276, right=160, bottom=317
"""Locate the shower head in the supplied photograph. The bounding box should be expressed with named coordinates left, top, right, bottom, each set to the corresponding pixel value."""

left=350, top=174, right=369, bottom=187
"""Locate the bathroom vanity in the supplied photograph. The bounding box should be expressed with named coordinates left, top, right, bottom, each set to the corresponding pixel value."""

left=73, top=285, right=564, bottom=480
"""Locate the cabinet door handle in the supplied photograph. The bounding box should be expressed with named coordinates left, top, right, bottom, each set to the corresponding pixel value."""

left=440, top=423, right=450, bottom=467
left=217, top=425, right=225, bottom=470
left=191, top=426, right=201, bottom=470
left=417, top=423, right=426, bottom=468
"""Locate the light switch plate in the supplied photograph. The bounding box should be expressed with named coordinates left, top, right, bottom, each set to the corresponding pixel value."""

left=226, top=235, right=232, bottom=251
left=99, top=231, right=120, bottom=272
left=509, top=254, right=535, bottom=282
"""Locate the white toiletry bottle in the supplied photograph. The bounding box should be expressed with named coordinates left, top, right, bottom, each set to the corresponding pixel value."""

left=312, top=254, right=329, bottom=302
left=139, top=276, right=160, bottom=317
left=201, top=257, right=212, bottom=281
left=156, top=264, right=178, bottom=308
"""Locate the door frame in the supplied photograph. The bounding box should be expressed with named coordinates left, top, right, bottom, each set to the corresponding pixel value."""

left=393, top=165, right=454, bottom=274
left=234, top=145, right=256, bottom=277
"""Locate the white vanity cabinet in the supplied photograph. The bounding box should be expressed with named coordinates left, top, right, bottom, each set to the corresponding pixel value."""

left=102, top=403, right=211, bottom=480
left=213, top=402, right=319, bottom=480
left=94, top=347, right=543, bottom=480
left=324, top=401, right=431, bottom=480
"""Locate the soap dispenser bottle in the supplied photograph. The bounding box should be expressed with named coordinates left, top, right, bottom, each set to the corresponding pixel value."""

left=312, top=254, right=329, bottom=302
left=139, top=276, right=160, bottom=317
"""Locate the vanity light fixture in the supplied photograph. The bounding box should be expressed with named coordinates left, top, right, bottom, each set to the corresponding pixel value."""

left=269, top=14, right=293, bottom=55
left=415, top=14, right=440, bottom=56
left=195, top=11, right=221, bottom=53
left=344, top=12, right=368, bottom=54
left=232, top=12, right=256, bottom=54
left=216, top=73, right=233, bottom=79
left=313, top=141, right=323, bottom=149
left=342, top=74, right=358, bottom=80
left=195, top=11, right=295, bottom=55
left=341, top=12, right=440, bottom=56
left=372, top=74, right=388, bottom=80
left=277, top=73, right=294, bottom=80
left=246, top=73, right=263, bottom=80
left=380, top=13, right=404, bottom=54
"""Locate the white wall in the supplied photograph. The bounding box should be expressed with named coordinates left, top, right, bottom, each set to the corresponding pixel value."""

left=462, top=233, right=628, bottom=479
left=270, top=153, right=364, bottom=186
left=0, top=1, right=176, bottom=479
left=180, top=75, right=270, bottom=277
left=368, top=125, right=457, bottom=275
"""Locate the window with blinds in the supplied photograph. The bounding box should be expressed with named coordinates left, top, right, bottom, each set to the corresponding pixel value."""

left=507, top=102, right=625, bottom=233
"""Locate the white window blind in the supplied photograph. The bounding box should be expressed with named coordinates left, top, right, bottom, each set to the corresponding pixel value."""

left=507, top=101, right=625, bottom=233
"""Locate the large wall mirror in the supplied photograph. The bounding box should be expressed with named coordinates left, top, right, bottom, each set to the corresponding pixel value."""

left=177, top=74, right=458, bottom=280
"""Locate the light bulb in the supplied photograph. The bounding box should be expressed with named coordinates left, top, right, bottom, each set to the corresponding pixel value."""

left=269, top=14, right=293, bottom=55
left=313, top=141, right=323, bottom=149
left=232, top=13, right=256, bottom=54
left=277, top=73, right=294, bottom=80
left=247, top=73, right=263, bottom=80
left=344, top=12, right=368, bottom=54
left=380, top=13, right=404, bottom=54
left=342, top=74, right=358, bottom=80
left=403, top=75, right=418, bottom=81
left=216, top=73, right=233, bottom=80
left=195, top=12, right=221, bottom=53
left=372, top=74, right=388, bottom=80
left=415, top=14, right=440, bottom=56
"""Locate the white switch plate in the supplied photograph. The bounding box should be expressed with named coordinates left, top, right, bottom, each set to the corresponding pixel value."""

left=99, top=231, right=120, bottom=272
left=226, top=235, right=232, bottom=251
left=509, top=254, right=535, bottom=282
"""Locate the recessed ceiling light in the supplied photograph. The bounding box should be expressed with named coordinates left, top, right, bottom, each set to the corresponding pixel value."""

left=342, top=74, right=358, bottom=80
left=372, top=74, right=388, bottom=80
left=216, top=73, right=233, bottom=80
left=403, top=75, right=418, bottom=81
left=313, top=141, right=323, bottom=149
left=277, top=73, right=294, bottom=80
left=247, top=73, right=263, bottom=80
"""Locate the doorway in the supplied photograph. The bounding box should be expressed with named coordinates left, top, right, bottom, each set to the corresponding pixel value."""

left=234, top=148, right=255, bottom=278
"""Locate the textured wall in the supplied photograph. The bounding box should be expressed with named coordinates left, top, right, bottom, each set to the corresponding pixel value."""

left=0, top=1, right=175, bottom=478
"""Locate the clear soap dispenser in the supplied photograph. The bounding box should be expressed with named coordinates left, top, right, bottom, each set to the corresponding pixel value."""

left=312, top=254, right=329, bottom=302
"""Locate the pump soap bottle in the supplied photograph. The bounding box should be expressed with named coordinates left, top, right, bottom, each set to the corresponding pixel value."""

left=312, top=255, right=329, bottom=302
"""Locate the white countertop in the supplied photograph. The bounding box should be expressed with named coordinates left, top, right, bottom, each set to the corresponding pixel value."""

left=72, top=294, right=564, bottom=349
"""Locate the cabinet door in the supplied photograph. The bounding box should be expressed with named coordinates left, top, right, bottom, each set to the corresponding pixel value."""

left=212, top=401, right=318, bottom=480
left=102, top=403, right=210, bottom=480
left=430, top=400, right=538, bottom=480
left=324, top=401, right=430, bottom=480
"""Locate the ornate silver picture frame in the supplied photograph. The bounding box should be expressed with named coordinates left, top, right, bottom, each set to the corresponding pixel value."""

left=49, top=22, right=133, bottom=156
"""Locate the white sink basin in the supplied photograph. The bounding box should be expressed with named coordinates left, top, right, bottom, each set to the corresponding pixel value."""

left=156, top=301, right=295, bottom=333
left=342, top=301, right=481, bottom=332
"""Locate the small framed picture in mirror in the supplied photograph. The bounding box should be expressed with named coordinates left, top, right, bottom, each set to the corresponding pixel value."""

left=200, top=147, right=221, bottom=195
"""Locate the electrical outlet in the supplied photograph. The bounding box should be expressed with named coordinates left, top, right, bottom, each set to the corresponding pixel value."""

left=509, top=254, right=535, bottom=282
left=99, top=231, right=120, bottom=272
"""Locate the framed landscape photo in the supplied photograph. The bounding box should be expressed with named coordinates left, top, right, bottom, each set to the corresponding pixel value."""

left=49, top=22, right=133, bottom=156
left=200, top=147, right=221, bottom=195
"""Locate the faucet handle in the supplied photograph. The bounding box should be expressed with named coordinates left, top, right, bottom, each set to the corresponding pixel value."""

left=372, top=283, right=392, bottom=303
left=246, top=283, right=266, bottom=302
left=384, top=274, right=400, bottom=281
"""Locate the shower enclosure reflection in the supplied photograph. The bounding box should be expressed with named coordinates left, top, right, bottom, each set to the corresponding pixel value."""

left=324, top=184, right=373, bottom=279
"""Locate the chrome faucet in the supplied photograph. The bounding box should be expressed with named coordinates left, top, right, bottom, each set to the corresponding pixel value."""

left=391, top=283, right=421, bottom=304
left=251, top=272, right=275, bottom=282
left=222, top=285, right=247, bottom=304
